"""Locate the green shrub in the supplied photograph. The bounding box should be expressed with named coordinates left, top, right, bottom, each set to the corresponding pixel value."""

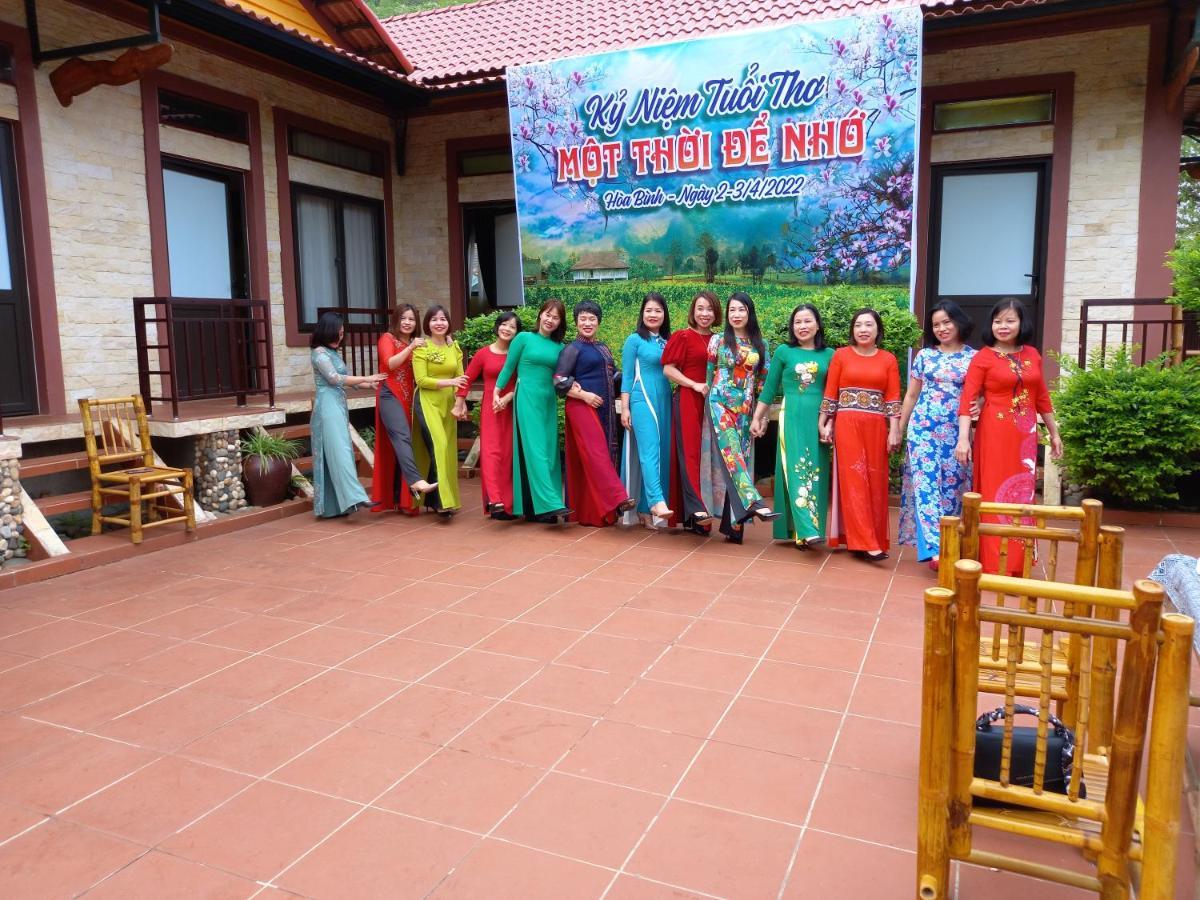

left=1052, top=346, right=1200, bottom=507
left=1166, top=232, right=1200, bottom=312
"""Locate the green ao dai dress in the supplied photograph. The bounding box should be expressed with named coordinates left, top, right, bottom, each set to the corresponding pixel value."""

left=495, top=331, right=565, bottom=516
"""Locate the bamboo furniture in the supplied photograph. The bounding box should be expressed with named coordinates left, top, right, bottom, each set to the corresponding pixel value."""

left=78, top=396, right=195, bottom=544
left=917, top=559, right=1193, bottom=899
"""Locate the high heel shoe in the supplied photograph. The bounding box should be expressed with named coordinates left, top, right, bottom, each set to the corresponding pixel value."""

left=864, top=550, right=889, bottom=562
left=753, top=507, right=781, bottom=522
left=616, top=498, right=637, bottom=515
left=649, top=502, right=673, bottom=519
left=412, top=480, right=438, bottom=494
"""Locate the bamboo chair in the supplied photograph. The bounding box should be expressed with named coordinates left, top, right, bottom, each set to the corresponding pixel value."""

left=918, top=559, right=1192, bottom=899
left=938, top=495, right=1114, bottom=741
left=78, top=396, right=195, bottom=544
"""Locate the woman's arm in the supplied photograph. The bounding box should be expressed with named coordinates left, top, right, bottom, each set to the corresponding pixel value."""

left=620, top=336, right=637, bottom=429
left=885, top=354, right=902, bottom=454
left=898, top=350, right=924, bottom=436
left=494, top=333, right=524, bottom=393
left=954, top=354, right=987, bottom=464
left=818, top=349, right=842, bottom=444
left=315, top=350, right=383, bottom=389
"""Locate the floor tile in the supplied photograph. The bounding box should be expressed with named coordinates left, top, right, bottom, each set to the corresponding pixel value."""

left=627, top=798, right=799, bottom=898
left=848, top=674, right=924, bottom=725
left=376, top=748, right=543, bottom=832
left=61, top=755, right=250, bottom=845
left=0, top=820, right=143, bottom=898
left=419, top=649, right=543, bottom=698
left=82, top=849, right=258, bottom=899
left=861, top=641, right=924, bottom=682
left=0, top=732, right=158, bottom=814
left=834, top=715, right=921, bottom=779
left=646, top=645, right=756, bottom=694
left=557, top=720, right=702, bottom=794
left=265, top=625, right=383, bottom=667
left=277, top=807, right=478, bottom=898
left=767, top=629, right=869, bottom=672
left=118, top=641, right=249, bottom=688
left=181, top=706, right=339, bottom=776
left=403, top=611, right=506, bottom=647
left=160, top=779, right=357, bottom=882
left=97, top=687, right=251, bottom=752
left=0, top=618, right=116, bottom=658
left=702, top=596, right=793, bottom=628
left=449, top=701, right=593, bottom=767
left=676, top=741, right=823, bottom=824
left=557, top=634, right=668, bottom=677
left=713, top=696, right=840, bottom=760
left=509, top=665, right=634, bottom=718
left=273, top=726, right=435, bottom=802
left=0, top=659, right=95, bottom=711
left=340, top=637, right=461, bottom=682
left=356, top=684, right=494, bottom=744
left=808, top=765, right=919, bottom=850
left=134, top=605, right=247, bottom=640
left=0, top=714, right=72, bottom=768
left=678, top=618, right=776, bottom=657
left=430, top=838, right=612, bottom=899
left=191, top=654, right=323, bottom=705
left=595, top=608, right=694, bottom=643
left=606, top=679, right=731, bottom=738
left=199, top=615, right=313, bottom=652
left=604, top=875, right=712, bottom=898
left=52, top=629, right=179, bottom=673
left=267, top=668, right=402, bottom=723
left=497, top=772, right=661, bottom=867
left=476, top=621, right=584, bottom=661
left=742, top=659, right=856, bottom=712
left=0, top=800, right=45, bottom=843
left=22, top=673, right=166, bottom=730
left=782, top=830, right=915, bottom=898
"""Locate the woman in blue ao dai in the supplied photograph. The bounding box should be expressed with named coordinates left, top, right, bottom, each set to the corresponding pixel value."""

left=620, top=293, right=674, bottom=526
left=898, top=301, right=976, bottom=568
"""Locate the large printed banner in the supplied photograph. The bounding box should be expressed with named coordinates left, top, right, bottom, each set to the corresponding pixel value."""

left=507, top=8, right=921, bottom=290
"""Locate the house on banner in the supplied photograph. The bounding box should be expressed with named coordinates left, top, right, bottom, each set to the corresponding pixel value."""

left=571, top=251, right=630, bottom=283
left=0, top=0, right=1195, bottom=570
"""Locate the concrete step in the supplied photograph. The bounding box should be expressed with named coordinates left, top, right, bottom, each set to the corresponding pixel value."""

left=33, top=490, right=93, bottom=517
left=270, top=424, right=311, bottom=440
left=19, top=451, right=92, bottom=479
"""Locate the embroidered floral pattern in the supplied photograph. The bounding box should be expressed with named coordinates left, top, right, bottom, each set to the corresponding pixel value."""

left=794, top=361, right=819, bottom=392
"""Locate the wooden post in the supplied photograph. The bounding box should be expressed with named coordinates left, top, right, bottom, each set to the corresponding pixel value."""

left=1097, top=579, right=1164, bottom=897
left=961, top=493, right=981, bottom=563
left=1089, top=526, right=1125, bottom=752
left=949, top=559, right=983, bottom=858
left=918, top=586, right=955, bottom=900
left=938, top=516, right=960, bottom=591
left=1140, top=613, right=1194, bottom=900
left=1074, top=499, right=1103, bottom=586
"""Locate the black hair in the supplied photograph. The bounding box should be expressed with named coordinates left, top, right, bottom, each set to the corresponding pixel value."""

left=722, top=292, right=768, bottom=375
left=537, top=298, right=567, bottom=343
left=982, top=297, right=1035, bottom=347
left=923, top=300, right=973, bottom=348
left=785, top=303, right=826, bottom=350
left=688, top=290, right=722, bottom=329
left=389, top=303, right=422, bottom=339
left=573, top=299, right=603, bottom=323
left=636, top=292, right=672, bottom=340
left=310, top=311, right=343, bottom=349
left=849, top=307, right=884, bottom=347
left=493, top=310, right=522, bottom=337
left=422, top=304, right=453, bottom=339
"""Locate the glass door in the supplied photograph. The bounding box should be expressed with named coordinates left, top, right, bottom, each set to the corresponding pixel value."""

left=0, top=121, right=36, bottom=417
left=927, top=161, right=1049, bottom=346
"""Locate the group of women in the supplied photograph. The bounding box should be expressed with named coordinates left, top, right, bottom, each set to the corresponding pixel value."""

left=307, top=290, right=1063, bottom=574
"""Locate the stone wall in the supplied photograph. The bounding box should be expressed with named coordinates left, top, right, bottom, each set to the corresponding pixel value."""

left=192, top=430, right=246, bottom=514
left=0, top=439, right=23, bottom=564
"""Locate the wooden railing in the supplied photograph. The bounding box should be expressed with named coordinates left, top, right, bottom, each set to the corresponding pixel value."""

left=134, top=297, right=275, bottom=420
left=317, top=306, right=389, bottom=378
left=1077, top=298, right=1199, bottom=368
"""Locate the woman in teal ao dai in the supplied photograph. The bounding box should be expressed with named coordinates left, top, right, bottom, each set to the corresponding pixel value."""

left=752, top=303, right=834, bottom=548
left=899, top=300, right=977, bottom=566
left=494, top=299, right=571, bottom=522
left=309, top=312, right=386, bottom=517
left=705, top=292, right=779, bottom=543
left=620, top=293, right=674, bottom=526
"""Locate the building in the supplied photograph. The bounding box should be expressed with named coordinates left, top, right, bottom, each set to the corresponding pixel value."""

left=570, top=251, right=631, bottom=282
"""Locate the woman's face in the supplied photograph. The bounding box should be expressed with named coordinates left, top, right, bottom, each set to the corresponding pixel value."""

left=693, top=298, right=715, bottom=329
left=398, top=310, right=417, bottom=336
left=496, top=318, right=518, bottom=341
left=793, top=310, right=818, bottom=344
left=334, top=327, right=344, bottom=348
left=930, top=310, right=958, bottom=345
left=428, top=311, right=450, bottom=336
left=991, top=308, right=1022, bottom=344
left=727, top=299, right=748, bottom=329
left=642, top=301, right=665, bottom=332
left=852, top=314, right=878, bottom=347
left=539, top=307, right=561, bottom=336
left=575, top=311, right=599, bottom=339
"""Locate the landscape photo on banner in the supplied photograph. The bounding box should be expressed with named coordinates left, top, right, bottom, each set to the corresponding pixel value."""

left=506, top=7, right=922, bottom=303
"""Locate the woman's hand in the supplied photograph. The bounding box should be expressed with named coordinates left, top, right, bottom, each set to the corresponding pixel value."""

left=970, top=397, right=983, bottom=419
left=492, top=390, right=504, bottom=413
left=443, top=375, right=468, bottom=390
left=749, top=416, right=766, bottom=439
left=887, top=426, right=901, bottom=455
left=411, top=337, right=426, bottom=349
left=451, top=399, right=467, bottom=420
left=691, top=381, right=708, bottom=396
left=364, top=373, right=387, bottom=386
left=819, top=421, right=833, bottom=444
left=621, top=408, right=632, bottom=430
left=582, top=391, right=603, bottom=409
left=954, top=440, right=971, bottom=466
left=1049, top=434, right=1064, bottom=460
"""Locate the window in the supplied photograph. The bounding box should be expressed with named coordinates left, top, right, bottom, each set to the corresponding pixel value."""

left=291, top=184, right=385, bottom=327
left=158, top=90, right=249, bottom=143
left=0, top=46, right=13, bottom=85
left=932, top=93, right=1053, bottom=133
left=162, top=159, right=248, bottom=298
left=457, top=149, right=513, bottom=177
left=288, top=128, right=381, bottom=175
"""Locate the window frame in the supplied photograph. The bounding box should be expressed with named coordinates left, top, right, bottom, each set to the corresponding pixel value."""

left=287, top=126, right=383, bottom=176
left=161, top=155, right=251, bottom=299
left=931, top=91, right=1056, bottom=135
left=158, top=89, right=250, bottom=144
left=290, top=181, right=387, bottom=330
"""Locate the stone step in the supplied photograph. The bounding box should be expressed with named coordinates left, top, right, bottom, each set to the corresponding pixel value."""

left=19, top=451, right=92, bottom=479
left=33, top=490, right=93, bottom=517
left=270, top=424, right=311, bottom=440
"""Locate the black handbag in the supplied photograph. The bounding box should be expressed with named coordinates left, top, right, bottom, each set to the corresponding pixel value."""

left=973, top=704, right=1085, bottom=802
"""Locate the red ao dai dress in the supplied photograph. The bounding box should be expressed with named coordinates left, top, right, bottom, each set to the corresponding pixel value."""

left=821, top=347, right=901, bottom=552
left=371, top=334, right=419, bottom=515
left=457, top=346, right=515, bottom=516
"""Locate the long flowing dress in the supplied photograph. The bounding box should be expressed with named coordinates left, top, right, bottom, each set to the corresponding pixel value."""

left=371, top=334, right=420, bottom=515
left=554, top=337, right=627, bottom=526
left=662, top=328, right=723, bottom=532
left=496, top=331, right=565, bottom=517
left=310, top=348, right=369, bottom=518
left=759, top=344, right=834, bottom=544
left=706, top=334, right=768, bottom=542
left=621, top=332, right=672, bottom=524
left=412, top=341, right=464, bottom=512
left=457, top=345, right=514, bottom=516
left=898, top=347, right=976, bottom=561
left=821, top=347, right=901, bottom=552
left=957, top=345, right=1054, bottom=575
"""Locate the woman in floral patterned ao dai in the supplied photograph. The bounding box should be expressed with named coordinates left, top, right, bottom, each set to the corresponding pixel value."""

left=751, top=303, right=834, bottom=549
left=898, top=300, right=976, bottom=570
left=706, top=292, right=780, bottom=543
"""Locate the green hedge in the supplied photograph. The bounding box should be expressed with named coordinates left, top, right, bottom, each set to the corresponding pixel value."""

left=1053, top=346, right=1200, bottom=507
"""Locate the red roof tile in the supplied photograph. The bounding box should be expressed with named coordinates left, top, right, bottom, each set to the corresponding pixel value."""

left=381, top=0, right=1056, bottom=91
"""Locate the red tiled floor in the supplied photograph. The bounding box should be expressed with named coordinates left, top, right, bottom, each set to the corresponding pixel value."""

left=0, top=487, right=1191, bottom=899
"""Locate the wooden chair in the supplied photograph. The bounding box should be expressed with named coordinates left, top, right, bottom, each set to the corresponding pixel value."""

left=78, top=396, right=195, bottom=544
left=917, top=559, right=1193, bottom=899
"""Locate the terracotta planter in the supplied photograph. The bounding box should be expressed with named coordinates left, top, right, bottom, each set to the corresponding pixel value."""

left=242, top=454, right=292, bottom=507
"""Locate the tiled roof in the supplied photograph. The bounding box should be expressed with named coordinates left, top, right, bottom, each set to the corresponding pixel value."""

left=217, top=0, right=413, bottom=76
left=381, top=0, right=1059, bottom=91
left=572, top=251, right=628, bottom=270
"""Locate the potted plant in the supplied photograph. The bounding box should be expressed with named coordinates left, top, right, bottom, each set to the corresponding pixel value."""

left=240, top=430, right=301, bottom=507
